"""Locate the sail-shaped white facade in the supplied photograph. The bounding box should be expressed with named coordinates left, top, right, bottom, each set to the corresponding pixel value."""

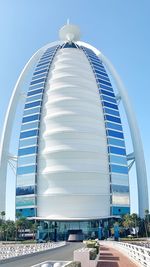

left=15, top=39, right=131, bottom=220
left=37, top=47, right=110, bottom=219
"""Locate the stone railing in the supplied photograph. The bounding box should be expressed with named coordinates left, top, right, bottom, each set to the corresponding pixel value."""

left=102, top=241, right=150, bottom=267
left=0, top=241, right=66, bottom=261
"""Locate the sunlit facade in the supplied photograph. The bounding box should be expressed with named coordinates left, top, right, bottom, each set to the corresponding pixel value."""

left=16, top=31, right=130, bottom=223
left=0, top=23, right=148, bottom=240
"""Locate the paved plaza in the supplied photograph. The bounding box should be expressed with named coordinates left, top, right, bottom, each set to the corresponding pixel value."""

left=98, top=244, right=138, bottom=267
left=1, top=240, right=150, bottom=266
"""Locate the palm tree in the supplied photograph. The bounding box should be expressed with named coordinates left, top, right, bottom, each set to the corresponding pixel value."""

left=144, top=209, right=149, bottom=237
left=122, top=213, right=138, bottom=237
left=0, top=211, right=5, bottom=221
left=131, top=213, right=139, bottom=237
left=5, top=220, right=16, bottom=241
left=122, top=214, right=133, bottom=229
left=16, top=211, right=21, bottom=219
left=29, top=221, right=37, bottom=240
left=15, top=217, right=26, bottom=240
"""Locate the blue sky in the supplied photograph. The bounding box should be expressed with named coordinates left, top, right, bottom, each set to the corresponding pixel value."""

left=0, top=0, right=149, bottom=219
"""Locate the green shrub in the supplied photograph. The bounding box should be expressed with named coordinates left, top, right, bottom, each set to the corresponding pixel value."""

left=95, top=244, right=99, bottom=254
left=86, top=240, right=100, bottom=254
left=89, top=248, right=97, bottom=260
left=65, top=261, right=81, bottom=267
left=86, top=241, right=97, bottom=248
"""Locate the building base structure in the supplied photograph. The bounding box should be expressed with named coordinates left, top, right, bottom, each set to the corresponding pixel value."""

left=32, top=217, right=120, bottom=241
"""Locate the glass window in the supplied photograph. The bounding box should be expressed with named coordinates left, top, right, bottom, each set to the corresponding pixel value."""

left=108, top=138, right=125, bottom=147
left=17, top=165, right=37, bottom=175
left=28, top=88, right=43, bottom=97
left=44, top=50, right=55, bottom=56
left=98, top=79, right=111, bottom=87
left=92, top=61, right=103, bottom=68
left=111, top=184, right=129, bottom=193
left=63, top=42, right=78, bottom=48
left=26, top=94, right=42, bottom=103
left=19, top=137, right=37, bottom=148
left=101, top=89, right=115, bottom=98
left=109, top=146, right=126, bottom=155
left=20, top=129, right=38, bottom=139
left=99, top=84, right=113, bottom=91
left=88, top=53, right=103, bottom=62
left=103, top=102, right=118, bottom=110
left=111, top=173, right=129, bottom=186
left=105, top=115, right=121, bottom=123
left=88, top=51, right=99, bottom=57
left=16, top=185, right=36, bottom=196
left=110, top=164, right=128, bottom=174
left=33, top=68, right=48, bottom=76
left=18, top=154, right=37, bottom=166
left=94, top=65, right=107, bottom=73
left=102, top=95, right=116, bottom=104
left=36, top=61, right=50, bottom=68
left=112, top=194, right=129, bottom=205
left=45, top=46, right=57, bottom=51
left=22, top=114, right=39, bottom=123
left=103, top=108, right=120, bottom=117
left=43, top=51, right=54, bottom=56
left=16, top=196, right=35, bottom=207
left=40, top=54, right=53, bottom=61
left=107, top=130, right=123, bottom=139
left=21, top=121, right=39, bottom=131
left=90, top=58, right=103, bottom=66
left=44, top=48, right=55, bottom=53
left=111, top=206, right=130, bottom=215
left=88, top=53, right=99, bottom=59
left=94, top=69, right=108, bottom=77
left=16, top=174, right=36, bottom=187
left=39, top=56, right=52, bottom=63
left=16, top=208, right=36, bottom=217
left=96, top=74, right=110, bottom=82
left=35, top=64, right=49, bottom=72
left=25, top=101, right=41, bottom=109
left=88, top=54, right=102, bottom=62
left=23, top=106, right=41, bottom=116
left=44, top=49, right=55, bottom=54
left=18, top=146, right=37, bottom=156
left=30, top=78, right=45, bottom=85
left=111, top=174, right=129, bottom=185
left=106, top=122, right=122, bottom=131
left=32, top=73, right=47, bottom=81
left=29, top=83, right=45, bottom=91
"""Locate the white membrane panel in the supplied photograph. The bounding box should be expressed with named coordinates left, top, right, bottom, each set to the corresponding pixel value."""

left=37, top=48, right=110, bottom=219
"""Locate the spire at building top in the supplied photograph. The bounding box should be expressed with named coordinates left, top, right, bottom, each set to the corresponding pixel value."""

left=59, top=22, right=81, bottom=42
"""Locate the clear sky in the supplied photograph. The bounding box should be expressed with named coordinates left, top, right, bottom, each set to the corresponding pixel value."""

left=0, top=0, right=150, bottom=219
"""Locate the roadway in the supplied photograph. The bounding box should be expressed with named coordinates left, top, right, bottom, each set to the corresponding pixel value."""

left=1, top=242, right=84, bottom=267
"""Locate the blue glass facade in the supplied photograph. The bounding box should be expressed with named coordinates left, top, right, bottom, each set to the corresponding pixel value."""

left=81, top=46, right=130, bottom=216
left=16, top=45, right=60, bottom=217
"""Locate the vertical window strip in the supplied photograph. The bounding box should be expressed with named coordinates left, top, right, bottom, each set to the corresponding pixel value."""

left=81, top=46, right=128, bottom=215
left=16, top=45, right=60, bottom=216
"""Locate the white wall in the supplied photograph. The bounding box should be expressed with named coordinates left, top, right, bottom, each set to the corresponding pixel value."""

left=37, top=47, right=110, bottom=219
